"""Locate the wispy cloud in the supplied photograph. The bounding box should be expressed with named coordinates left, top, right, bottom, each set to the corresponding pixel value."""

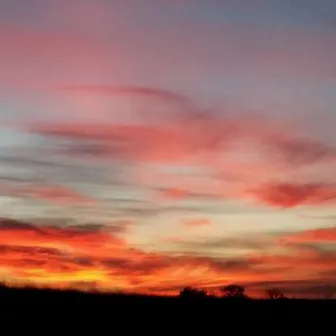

left=23, top=87, right=336, bottom=213
left=16, top=184, right=95, bottom=206
left=250, top=183, right=336, bottom=208
left=278, top=227, right=336, bottom=244
left=183, top=218, right=212, bottom=228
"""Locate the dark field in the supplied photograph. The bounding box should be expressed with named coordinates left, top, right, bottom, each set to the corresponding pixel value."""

left=0, top=285, right=334, bottom=327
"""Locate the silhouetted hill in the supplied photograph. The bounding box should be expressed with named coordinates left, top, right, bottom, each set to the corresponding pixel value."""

left=0, top=285, right=334, bottom=327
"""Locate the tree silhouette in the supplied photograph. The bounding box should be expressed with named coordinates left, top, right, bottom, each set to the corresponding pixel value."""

left=266, top=288, right=285, bottom=300
left=179, top=287, right=207, bottom=299
left=220, top=284, right=246, bottom=298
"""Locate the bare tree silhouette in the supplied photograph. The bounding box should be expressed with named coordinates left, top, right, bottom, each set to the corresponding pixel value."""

left=220, top=284, right=246, bottom=299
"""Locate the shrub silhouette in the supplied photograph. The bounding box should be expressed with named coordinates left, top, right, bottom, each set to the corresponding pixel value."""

left=179, top=286, right=207, bottom=299
left=220, top=284, right=247, bottom=298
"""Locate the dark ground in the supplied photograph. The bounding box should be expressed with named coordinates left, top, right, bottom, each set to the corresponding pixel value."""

left=0, top=285, right=334, bottom=328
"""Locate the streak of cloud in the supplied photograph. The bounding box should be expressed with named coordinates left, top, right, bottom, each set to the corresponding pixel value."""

left=278, top=227, right=336, bottom=244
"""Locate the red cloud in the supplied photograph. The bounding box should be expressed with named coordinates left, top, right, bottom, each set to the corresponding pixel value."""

left=250, top=183, right=336, bottom=208
left=278, top=227, right=336, bottom=244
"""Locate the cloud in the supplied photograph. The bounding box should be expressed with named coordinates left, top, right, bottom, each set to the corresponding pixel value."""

left=31, top=117, right=229, bottom=165
left=250, top=183, right=336, bottom=208
left=0, top=218, right=334, bottom=296
left=0, top=218, right=246, bottom=291
left=47, top=84, right=197, bottom=130
left=0, top=218, right=123, bottom=245
left=248, top=245, right=335, bottom=273
left=16, top=184, right=95, bottom=206
left=165, top=234, right=274, bottom=257
left=158, top=187, right=191, bottom=201
left=24, top=96, right=336, bottom=211
left=278, top=227, right=336, bottom=244
left=267, top=136, right=336, bottom=166
left=0, top=218, right=47, bottom=234
left=58, top=85, right=192, bottom=106
left=29, top=96, right=336, bottom=168
left=1, top=1, right=335, bottom=298
left=183, top=218, right=212, bottom=228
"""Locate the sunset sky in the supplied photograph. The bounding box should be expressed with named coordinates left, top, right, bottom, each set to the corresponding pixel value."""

left=0, top=0, right=335, bottom=298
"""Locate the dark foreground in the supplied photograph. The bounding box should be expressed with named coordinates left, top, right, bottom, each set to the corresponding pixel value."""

left=0, top=286, right=334, bottom=328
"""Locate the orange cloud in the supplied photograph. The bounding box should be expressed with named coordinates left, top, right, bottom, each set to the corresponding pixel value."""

left=0, top=222, right=254, bottom=294
left=0, top=218, right=334, bottom=297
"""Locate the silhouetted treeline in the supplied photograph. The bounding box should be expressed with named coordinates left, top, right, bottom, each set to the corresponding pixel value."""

left=178, top=283, right=336, bottom=300
left=0, top=283, right=334, bottom=327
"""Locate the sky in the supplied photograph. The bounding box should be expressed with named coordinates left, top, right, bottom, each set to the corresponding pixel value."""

left=0, top=0, right=335, bottom=298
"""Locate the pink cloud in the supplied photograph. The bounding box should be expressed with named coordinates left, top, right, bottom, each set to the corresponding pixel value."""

left=31, top=119, right=230, bottom=165
left=28, top=103, right=336, bottom=209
